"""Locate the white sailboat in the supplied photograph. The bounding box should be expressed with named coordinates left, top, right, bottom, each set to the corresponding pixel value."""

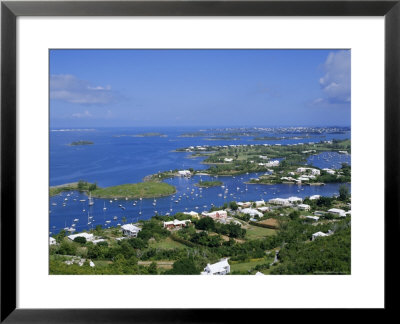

left=88, top=192, right=94, bottom=206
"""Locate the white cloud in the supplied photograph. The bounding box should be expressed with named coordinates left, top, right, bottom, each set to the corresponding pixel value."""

left=50, top=74, right=114, bottom=104
left=319, top=50, right=351, bottom=104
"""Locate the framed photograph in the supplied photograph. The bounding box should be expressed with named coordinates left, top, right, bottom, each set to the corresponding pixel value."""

left=1, top=0, right=398, bottom=321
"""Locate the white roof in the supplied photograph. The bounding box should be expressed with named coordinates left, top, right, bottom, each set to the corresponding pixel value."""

left=92, top=239, right=106, bottom=244
left=298, top=204, right=310, bottom=208
left=67, top=232, right=94, bottom=241
left=241, top=208, right=263, bottom=217
left=309, top=195, right=321, bottom=200
left=205, top=259, right=230, bottom=274
left=121, top=224, right=141, bottom=232
left=328, top=208, right=346, bottom=216
left=183, top=211, right=198, bottom=216
left=288, top=196, right=302, bottom=202
left=164, top=219, right=191, bottom=226
left=255, top=272, right=265, bottom=276
left=306, top=216, right=319, bottom=221
left=312, top=231, right=328, bottom=237
left=49, top=237, right=56, bottom=244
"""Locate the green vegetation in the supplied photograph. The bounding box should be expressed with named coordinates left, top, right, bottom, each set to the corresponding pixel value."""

left=51, top=180, right=176, bottom=199
left=271, top=227, right=351, bottom=275
left=91, top=182, right=176, bottom=199
left=245, top=225, right=277, bottom=240
left=69, top=140, right=94, bottom=146
left=195, top=180, right=223, bottom=188
left=49, top=181, right=96, bottom=197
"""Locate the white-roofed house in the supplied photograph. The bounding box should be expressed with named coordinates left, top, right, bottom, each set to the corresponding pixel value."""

left=67, top=232, right=94, bottom=242
left=309, top=195, right=321, bottom=200
left=310, top=168, right=321, bottom=176
left=305, top=216, right=320, bottom=222
left=224, top=158, right=233, bottom=162
left=92, top=238, right=106, bottom=245
left=237, top=202, right=251, bottom=208
left=241, top=208, right=263, bottom=218
left=201, top=258, right=230, bottom=275
left=268, top=198, right=290, bottom=206
left=288, top=196, right=303, bottom=204
left=323, top=168, right=336, bottom=175
left=298, top=204, right=311, bottom=211
left=183, top=211, right=199, bottom=219
left=49, top=237, right=57, bottom=245
left=327, top=208, right=346, bottom=217
left=255, top=200, right=265, bottom=207
left=178, top=170, right=191, bottom=177
left=121, top=224, right=142, bottom=238
left=163, top=219, right=191, bottom=230
left=312, top=231, right=328, bottom=241
left=201, top=210, right=228, bottom=221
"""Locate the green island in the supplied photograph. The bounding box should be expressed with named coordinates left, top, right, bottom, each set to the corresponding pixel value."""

left=50, top=180, right=176, bottom=199
left=69, top=140, right=94, bottom=146
left=133, top=132, right=166, bottom=137
left=49, top=193, right=351, bottom=275
left=91, top=182, right=175, bottom=199
left=195, top=180, right=223, bottom=188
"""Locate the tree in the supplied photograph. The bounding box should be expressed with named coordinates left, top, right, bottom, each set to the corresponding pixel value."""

left=195, top=217, right=215, bottom=231
left=94, top=225, right=103, bottom=236
left=148, top=262, right=158, bottom=274
left=88, top=182, right=97, bottom=191
left=167, top=257, right=200, bottom=274
left=77, top=180, right=86, bottom=190
left=289, top=210, right=300, bottom=220
left=74, top=236, right=87, bottom=244
left=54, top=230, right=66, bottom=243
left=229, top=201, right=238, bottom=211
left=339, top=185, right=350, bottom=201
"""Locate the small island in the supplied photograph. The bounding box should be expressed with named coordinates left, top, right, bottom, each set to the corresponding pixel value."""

left=133, top=132, right=166, bottom=137
left=69, top=140, right=94, bottom=146
left=50, top=181, right=176, bottom=199
left=195, top=180, right=223, bottom=188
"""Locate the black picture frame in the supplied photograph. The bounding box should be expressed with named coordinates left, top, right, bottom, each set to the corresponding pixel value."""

left=1, top=0, right=398, bottom=322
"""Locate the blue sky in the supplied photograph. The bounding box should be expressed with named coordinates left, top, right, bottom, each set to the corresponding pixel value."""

left=50, top=49, right=350, bottom=128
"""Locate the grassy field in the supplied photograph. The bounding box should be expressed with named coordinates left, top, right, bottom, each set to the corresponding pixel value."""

left=148, top=237, right=186, bottom=249
left=91, top=182, right=176, bottom=199
left=138, top=260, right=174, bottom=270
left=230, top=257, right=270, bottom=273
left=245, top=224, right=277, bottom=240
